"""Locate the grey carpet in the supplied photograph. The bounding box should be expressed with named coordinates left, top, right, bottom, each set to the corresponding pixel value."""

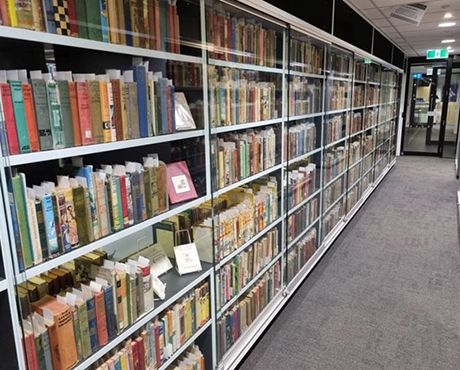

left=238, top=156, right=460, bottom=370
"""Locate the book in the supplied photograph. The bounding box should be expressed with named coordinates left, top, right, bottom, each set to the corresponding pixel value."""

left=68, top=81, right=82, bottom=146
left=8, top=78, right=31, bottom=153
left=30, top=72, right=54, bottom=151
left=0, top=0, right=10, bottom=26
left=31, top=296, right=79, bottom=370
left=174, top=92, right=196, bottom=131
left=85, top=0, right=102, bottom=41
left=67, top=0, right=79, bottom=36
left=166, top=161, right=197, bottom=204
left=56, top=78, right=75, bottom=147
left=14, top=0, right=34, bottom=29
left=26, top=188, right=43, bottom=264
left=52, top=0, right=70, bottom=35
left=74, top=78, right=94, bottom=145
left=131, top=65, right=148, bottom=138
left=75, top=0, right=88, bottom=38
left=0, top=78, right=20, bottom=154
left=22, top=83, right=40, bottom=152
left=88, top=78, right=104, bottom=144
left=46, top=79, right=65, bottom=149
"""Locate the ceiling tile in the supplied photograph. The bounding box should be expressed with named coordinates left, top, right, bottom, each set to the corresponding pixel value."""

left=361, top=8, right=385, bottom=20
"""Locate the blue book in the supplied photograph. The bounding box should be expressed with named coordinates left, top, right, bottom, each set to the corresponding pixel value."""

left=129, top=171, right=142, bottom=223
left=8, top=192, right=25, bottom=272
left=158, top=319, right=165, bottom=364
left=122, top=0, right=132, bottom=46
left=114, top=358, right=121, bottom=370
left=44, top=0, right=57, bottom=34
left=170, top=85, right=176, bottom=133
left=42, top=194, right=59, bottom=257
left=131, top=66, right=148, bottom=138
left=159, top=78, right=168, bottom=134
left=103, top=285, right=117, bottom=340
left=86, top=295, right=99, bottom=352
left=98, top=0, right=109, bottom=43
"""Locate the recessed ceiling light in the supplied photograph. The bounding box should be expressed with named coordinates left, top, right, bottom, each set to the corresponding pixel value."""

left=447, top=46, right=453, bottom=49
left=438, top=22, right=456, bottom=27
left=444, top=13, right=453, bottom=18
left=442, top=39, right=455, bottom=43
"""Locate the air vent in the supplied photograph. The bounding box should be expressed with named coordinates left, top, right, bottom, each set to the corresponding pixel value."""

left=390, top=3, right=427, bottom=26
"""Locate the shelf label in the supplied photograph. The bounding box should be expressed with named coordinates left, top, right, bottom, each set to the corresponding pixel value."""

left=426, top=49, right=449, bottom=59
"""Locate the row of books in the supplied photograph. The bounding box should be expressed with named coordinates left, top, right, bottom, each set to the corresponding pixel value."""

left=94, top=344, right=204, bottom=370
left=350, top=112, right=362, bottom=134
left=379, top=104, right=394, bottom=123
left=206, top=8, right=278, bottom=67
left=323, top=202, right=344, bottom=238
left=217, top=228, right=279, bottom=310
left=324, top=177, right=343, bottom=210
left=347, top=186, right=359, bottom=213
left=286, top=163, right=317, bottom=209
left=287, top=198, right=318, bottom=243
left=286, top=228, right=317, bottom=282
left=324, top=145, right=347, bottom=184
left=216, top=261, right=281, bottom=360
left=353, top=85, right=364, bottom=107
left=21, top=247, right=209, bottom=370
left=366, top=85, right=379, bottom=106
left=363, top=153, right=373, bottom=173
left=11, top=155, right=175, bottom=270
left=326, top=81, right=349, bottom=112
left=349, top=140, right=361, bottom=165
left=0, top=66, right=194, bottom=155
left=289, top=78, right=322, bottom=117
left=348, top=161, right=360, bottom=186
left=212, top=127, right=278, bottom=190
left=364, top=109, right=378, bottom=129
left=364, top=134, right=374, bottom=154
left=354, top=63, right=366, bottom=82
left=0, top=0, right=181, bottom=52
left=324, top=113, right=347, bottom=145
left=208, top=73, right=278, bottom=128
left=285, top=121, right=316, bottom=161
left=327, top=53, right=351, bottom=77
left=369, top=67, right=381, bottom=84
left=289, top=39, right=324, bottom=75
left=382, top=71, right=397, bottom=86
left=193, top=179, right=278, bottom=263
left=168, top=62, right=203, bottom=89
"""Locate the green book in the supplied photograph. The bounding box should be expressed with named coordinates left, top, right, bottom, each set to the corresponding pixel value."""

left=76, top=299, right=92, bottom=359
left=35, top=199, right=49, bottom=261
left=73, top=186, right=90, bottom=246
left=75, top=0, right=89, bottom=39
left=12, top=174, right=34, bottom=268
left=46, top=80, right=65, bottom=149
left=115, top=177, right=124, bottom=230
left=88, top=80, right=103, bottom=144
left=85, top=0, right=103, bottom=41
left=30, top=79, right=53, bottom=151
left=56, top=80, right=75, bottom=148
left=8, top=81, right=31, bottom=153
left=72, top=305, right=83, bottom=361
left=125, top=273, right=132, bottom=325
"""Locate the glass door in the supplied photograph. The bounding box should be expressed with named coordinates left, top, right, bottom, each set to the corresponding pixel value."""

left=403, top=63, right=447, bottom=154
left=443, top=66, right=460, bottom=158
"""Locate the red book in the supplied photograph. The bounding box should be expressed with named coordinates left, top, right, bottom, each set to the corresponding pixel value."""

left=166, top=160, right=197, bottom=204
left=22, top=84, right=40, bottom=152
left=94, top=290, right=109, bottom=346
left=23, top=331, right=39, bottom=370
left=67, top=0, right=79, bottom=37
left=118, top=175, right=129, bottom=228
left=68, top=81, right=82, bottom=146
left=0, top=83, right=19, bottom=155
left=0, top=0, right=9, bottom=26
left=135, top=337, right=145, bottom=370
left=131, top=339, right=140, bottom=370
left=154, top=321, right=161, bottom=366
left=75, top=82, right=94, bottom=145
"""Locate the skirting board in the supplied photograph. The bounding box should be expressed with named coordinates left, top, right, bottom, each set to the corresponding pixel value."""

left=218, top=159, right=396, bottom=370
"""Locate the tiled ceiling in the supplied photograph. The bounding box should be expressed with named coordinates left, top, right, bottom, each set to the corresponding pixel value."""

left=343, top=0, right=460, bottom=57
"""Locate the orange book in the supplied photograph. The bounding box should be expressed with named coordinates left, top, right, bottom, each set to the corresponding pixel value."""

left=68, top=82, right=82, bottom=146
left=31, top=296, right=78, bottom=370
left=22, top=83, right=40, bottom=152
left=154, top=0, right=160, bottom=50
left=98, top=80, right=112, bottom=143
left=93, top=289, right=109, bottom=346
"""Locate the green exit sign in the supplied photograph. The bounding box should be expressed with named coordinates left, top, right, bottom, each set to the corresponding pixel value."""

left=427, top=49, right=449, bottom=59
left=364, top=58, right=372, bottom=64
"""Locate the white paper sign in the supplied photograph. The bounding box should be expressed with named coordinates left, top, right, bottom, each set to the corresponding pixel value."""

left=173, top=243, right=202, bottom=275
left=171, top=174, right=191, bottom=194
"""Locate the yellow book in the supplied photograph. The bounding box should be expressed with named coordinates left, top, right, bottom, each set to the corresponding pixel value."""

left=120, top=83, right=129, bottom=140
left=6, top=0, right=18, bottom=26
left=98, top=79, right=112, bottom=143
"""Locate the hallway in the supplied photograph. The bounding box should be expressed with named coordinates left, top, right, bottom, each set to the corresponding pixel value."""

left=238, top=156, right=460, bottom=370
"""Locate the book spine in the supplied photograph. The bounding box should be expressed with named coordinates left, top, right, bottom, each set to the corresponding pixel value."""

left=75, top=0, right=88, bottom=38
left=88, top=80, right=103, bottom=144
left=5, top=0, right=17, bottom=26
left=104, top=285, right=117, bottom=340
left=46, top=80, right=65, bottom=149
left=0, top=0, right=10, bottom=26
left=52, top=0, right=70, bottom=35
left=35, top=199, right=49, bottom=261
left=77, top=302, right=92, bottom=359
left=86, top=296, right=99, bottom=352
left=73, top=186, right=90, bottom=246
left=21, top=84, right=40, bottom=152
left=99, top=80, right=113, bottom=143
left=30, top=79, right=53, bottom=150
left=132, top=66, right=148, bottom=138
left=56, top=80, right=75, bottom=147
left=68, top=81, right=82, bottom=146
left=85, top=0, right=102, bottom=41
left=75, top=81, right=94, bottom=145
left=8, top=80, right=31, bottom=153
left=0, top=83, right=20, bottom=154
left=67, top=0, right=79, bottom=36
left=111, top=79, right=123, bottom=141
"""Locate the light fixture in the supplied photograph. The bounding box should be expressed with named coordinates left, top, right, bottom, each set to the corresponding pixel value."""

left=444, top=13, right=453, bottom=18
left=447, top=46, right=453, bottom=50
left=439, top=22, right=456, bottom=27
left=442, top=39, right=455, bottom=43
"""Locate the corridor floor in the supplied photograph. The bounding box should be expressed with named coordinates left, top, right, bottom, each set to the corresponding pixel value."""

left=238, top=156, right=460, bottom=370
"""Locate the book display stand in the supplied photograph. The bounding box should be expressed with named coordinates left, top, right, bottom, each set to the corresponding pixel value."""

left=0, top=0, right=402, bottom=369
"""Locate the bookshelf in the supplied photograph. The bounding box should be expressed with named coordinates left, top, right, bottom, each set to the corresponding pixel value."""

left=0, top=0, right=402, bottom=369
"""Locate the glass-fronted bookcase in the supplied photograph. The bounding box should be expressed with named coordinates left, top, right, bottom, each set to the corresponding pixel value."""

left=0, top=0, right=402, bottom=369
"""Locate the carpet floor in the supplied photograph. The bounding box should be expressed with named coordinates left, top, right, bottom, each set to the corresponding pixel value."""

left=238, top=156, right=460, bottom=370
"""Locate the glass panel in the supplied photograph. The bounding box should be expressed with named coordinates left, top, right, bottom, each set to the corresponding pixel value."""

left=443, top=67, right=460, bottom=158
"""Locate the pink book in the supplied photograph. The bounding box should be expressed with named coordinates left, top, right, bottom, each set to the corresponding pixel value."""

left=166, top=161, right=197, bottom=204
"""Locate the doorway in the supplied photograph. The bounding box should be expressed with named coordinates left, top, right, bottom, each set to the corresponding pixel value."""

left=402, top=58, right=460, bottom=157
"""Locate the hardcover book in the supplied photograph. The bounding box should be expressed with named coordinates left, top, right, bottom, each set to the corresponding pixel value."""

left=166, top=161, right=197, bottom=204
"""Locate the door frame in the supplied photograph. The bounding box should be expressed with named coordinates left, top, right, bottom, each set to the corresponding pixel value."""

left=401, top=56, right=455, bottom=157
